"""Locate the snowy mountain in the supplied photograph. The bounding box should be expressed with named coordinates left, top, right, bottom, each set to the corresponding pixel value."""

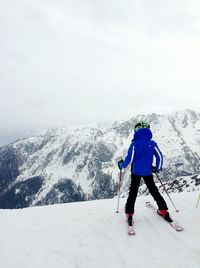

left=0, top=109, right=200, bottom=209
left=1, top=191, right=200, bottom=268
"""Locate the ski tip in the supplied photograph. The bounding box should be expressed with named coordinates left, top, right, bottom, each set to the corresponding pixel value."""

left=177, top=228, right=184, bottom=232
left=128, top=230, right=136, bottom=235
left=128, top=232, right=136, bottom=235
left=175, top=225, right=184, bottom=232
left=174, top=226, right=184, bottom=232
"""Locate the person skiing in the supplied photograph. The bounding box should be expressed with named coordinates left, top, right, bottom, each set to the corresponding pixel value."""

left=118, top=120, right=171, bottom=228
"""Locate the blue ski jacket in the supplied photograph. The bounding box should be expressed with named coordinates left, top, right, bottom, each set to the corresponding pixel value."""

left=120, top=128, right=163, bottom=176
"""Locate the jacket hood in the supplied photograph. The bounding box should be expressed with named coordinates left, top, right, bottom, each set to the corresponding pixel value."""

left=133, top=128, right=152, bottom=140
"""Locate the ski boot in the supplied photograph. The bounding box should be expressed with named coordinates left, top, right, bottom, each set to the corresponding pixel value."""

left=157, top=209, right=173, bottom=223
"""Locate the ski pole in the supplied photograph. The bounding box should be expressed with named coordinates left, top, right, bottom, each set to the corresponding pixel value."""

left=116, top=170, right=122, bottom=213
left=196, top=191, right=200, bottom=208
left=155, top=173, right=179, bottom=212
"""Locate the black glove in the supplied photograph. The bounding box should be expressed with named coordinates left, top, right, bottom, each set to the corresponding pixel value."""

left=118, top=159, right=124, bottom=170
left=152, top=166, right=159, bottom=173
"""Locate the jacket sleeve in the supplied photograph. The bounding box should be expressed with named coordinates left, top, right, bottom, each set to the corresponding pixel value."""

left=121, top=143, right=135, bottom=169
left=153, top=143, right=163, bottom=171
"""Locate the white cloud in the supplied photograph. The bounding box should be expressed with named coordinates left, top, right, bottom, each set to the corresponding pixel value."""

left=0, top=0, right=200, bottom=129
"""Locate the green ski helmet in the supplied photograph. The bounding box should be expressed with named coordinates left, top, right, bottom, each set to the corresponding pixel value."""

left=134, top=120, right=150, bottom=132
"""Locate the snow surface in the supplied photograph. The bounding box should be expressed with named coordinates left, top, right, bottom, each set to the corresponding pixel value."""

left=1, top=191, right=200, bottom=268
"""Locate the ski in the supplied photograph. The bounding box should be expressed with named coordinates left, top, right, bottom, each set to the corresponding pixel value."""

left=145, top=202, right=184, bottom=232
left=127, top=215, right=136, bottom=235
left=128, top=225, right=135, bottom=235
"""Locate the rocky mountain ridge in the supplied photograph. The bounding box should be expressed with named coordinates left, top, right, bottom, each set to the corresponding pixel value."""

left=0, top=109, right=200, bottom=209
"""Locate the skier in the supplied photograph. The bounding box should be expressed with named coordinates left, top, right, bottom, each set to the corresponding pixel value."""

left=118, top=120, right=171, bottom=228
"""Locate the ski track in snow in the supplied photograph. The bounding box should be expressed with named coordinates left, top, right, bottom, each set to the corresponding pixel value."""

left=0, top=191, right=200, bottom=268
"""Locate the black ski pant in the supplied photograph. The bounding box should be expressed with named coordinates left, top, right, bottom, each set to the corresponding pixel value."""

left=125, top=174, right=168, bottom=215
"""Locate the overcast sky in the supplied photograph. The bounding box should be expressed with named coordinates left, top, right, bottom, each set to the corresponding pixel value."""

left=0, top=0, right=200, bottom=130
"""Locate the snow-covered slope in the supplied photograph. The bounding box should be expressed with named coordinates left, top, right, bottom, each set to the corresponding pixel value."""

left=1, top=191, right=200, bottom=268
left=0, top=109, right=200, bottom=208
